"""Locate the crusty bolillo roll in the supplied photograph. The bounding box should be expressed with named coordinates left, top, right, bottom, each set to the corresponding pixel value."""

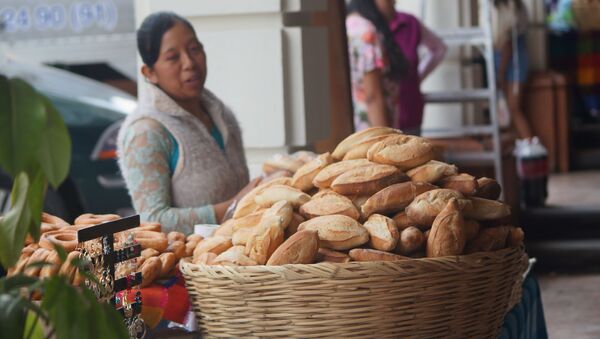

left=291, top=152, right=334, bottom=192
left=232, top=227, right=254, bottom=246
left=232, top=210, right=265, bottom=231
left=366, top=135, right=435, bottom=170
left=193, top=236, right=233, bottom=261
left=391, top=211, right=419, bottom=231
left=263, top=154, right=305, bottom=175
left=244, top=215, right=285, bottom=265
left=300, top=190, right=360, bottom=220
left=298, top=215, right=369, bottom=250
left=361, top=182, right=437, bottom=217
left=261, top=200, right=293, bottom=229
left=315, top=248, right=351, bottom=263
left=254, top=185, right=311, bottom=209
left=363, top=214, right=399, bottom=252
left=438, top=173, right=479, bottom=196
left=406, top=189, right=471, bottom=227
left=313, top=159, right=374, bottom=189
left=406, top=160, right=457, bottom=184
left=464, top=197, right=511, bottom=221
left=474, top=177, right=502, bottom=200
left=285, top=213, right=305, bottom=238
left=331, top=164, right=408, bottom=196
left=426, top=198, right=466, bottom=257
left=464, top=226, right=511, bottom=254
left=332, top=127, right=401, bottom=160
left=266, top=230, right=319, bottom=265
left=342, top=134, right=398, bottom=160
left=213, top=246, right=258, bottom=266
left=463, top=219, right=481, bottom=242
left=348, top=248, right=409, bottom=262
left=233, top=177, right=292, bottom=218
left=395, top=226, right=425, bottom=256
left=214, top=219, right=235, bottom=237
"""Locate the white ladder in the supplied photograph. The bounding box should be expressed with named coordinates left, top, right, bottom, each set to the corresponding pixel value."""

left=421, top=0, right=504, bottom=195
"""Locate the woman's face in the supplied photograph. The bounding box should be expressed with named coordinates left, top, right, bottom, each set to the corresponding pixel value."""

left=375, top=0, right=396, bottom=18
left=143, top=21, right=207, bottom=102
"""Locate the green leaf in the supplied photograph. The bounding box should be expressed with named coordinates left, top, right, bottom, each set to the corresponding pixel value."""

left=0, top=77, right=46, bottom=177
left=26, top=168, right=46, bottom=242
left=23, top=310, right=44, bottom=339
left=0, top=173, right=31, bottom=267
left=36, top=97, right=71, bottom=189
left=0, top=293, right=27, bottom=339
left=52, top=243, right=67, bottom=263
left=0, top=275, right=38, bottom=293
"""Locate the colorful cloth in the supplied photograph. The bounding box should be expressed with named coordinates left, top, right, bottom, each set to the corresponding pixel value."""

left=346, top=13, right=398, bottom=131
left=139, top=271, right=191, bottom=329
left=389, top=11, right=424, bottom=131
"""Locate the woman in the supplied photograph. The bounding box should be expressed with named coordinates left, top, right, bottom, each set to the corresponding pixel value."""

left=117, top=12, right=258, bottom=234
left=492, top=0, right=533, bottom=139
left=346, top=0, right=447, bottom=135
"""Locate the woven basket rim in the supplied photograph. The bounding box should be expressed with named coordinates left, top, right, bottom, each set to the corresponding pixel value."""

left=181, top=246, right=526, bottom=281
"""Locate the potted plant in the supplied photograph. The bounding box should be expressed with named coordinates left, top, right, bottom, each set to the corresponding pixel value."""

left=0, top=75, right=128, bottom=338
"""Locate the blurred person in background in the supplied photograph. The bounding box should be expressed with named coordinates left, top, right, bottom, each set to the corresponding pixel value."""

left=346, top=0, right=447, bottom=135
left=491, top=0, right=534, bottom=140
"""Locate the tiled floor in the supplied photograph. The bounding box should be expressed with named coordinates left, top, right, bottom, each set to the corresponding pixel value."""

left=538, top=273, right=600, bottom=339
left=547, top=171, right=600, bottom=207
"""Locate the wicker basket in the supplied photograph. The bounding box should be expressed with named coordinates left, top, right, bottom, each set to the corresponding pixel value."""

left=181, top=247, right=527, bottom=339
left=573, top=0, right=600, bottom=31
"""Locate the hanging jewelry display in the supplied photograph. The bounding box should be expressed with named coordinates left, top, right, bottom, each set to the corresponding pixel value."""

left=76, top=215, right=145, bottom=339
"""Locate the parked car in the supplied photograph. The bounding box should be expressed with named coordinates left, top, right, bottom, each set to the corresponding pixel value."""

left=0, top=57, right=136, bottom=222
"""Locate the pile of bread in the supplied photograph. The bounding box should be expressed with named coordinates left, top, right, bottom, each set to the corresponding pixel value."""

left=192, top=127, right=524, bottom=266
left=8, top=213, right=201, bottom=288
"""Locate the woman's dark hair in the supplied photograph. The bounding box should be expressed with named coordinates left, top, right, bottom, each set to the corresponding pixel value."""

left=137, top=12, right=197, bottom=67
left=347, top=0, right=407, bottom=78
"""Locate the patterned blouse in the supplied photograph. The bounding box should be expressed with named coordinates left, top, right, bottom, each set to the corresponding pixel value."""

left=346, top=13, right=399, bottom=131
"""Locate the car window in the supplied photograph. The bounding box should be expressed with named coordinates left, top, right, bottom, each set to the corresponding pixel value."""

left=48, top=95, right=125, bottom=127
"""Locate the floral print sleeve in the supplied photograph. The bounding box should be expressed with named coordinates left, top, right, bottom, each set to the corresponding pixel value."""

left=120, top=119, right=216, bottom=235
left=346, top=14, right=387, bottom=131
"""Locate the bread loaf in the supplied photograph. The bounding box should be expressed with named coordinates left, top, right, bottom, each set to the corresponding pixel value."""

left=263, top=154, right=305, bottom=174
left=297, top=215, right=369, bottom=250
left=348, top=248, right=409, bottom=262
left=158, top=252, right=177, bottom=277
left=261, top=200, right=293, bottom=229
left=300, top=191, right=360, bottom=220
left=266, top=230, right=319, bottom=265
left=331, top=164, right=408, bottom=196
left=244, top=215, right=285, bottom=264
left=507, top=227, right=525, bottom=247
left=313, top=159, right=374, bottom=188
left=464, top=226, right=511, bottom=254
left=464, top=197, right=511, bottom=220
left=427, top=198, right=466, bottom=257
left=475, top=177, right=502, bottom=200
left=332, top=127, right=400, bottom=160
left=391, top=211, right=419, bottom=231
left=363, top=214, right=399, bottom=251
left=438, top=173, right=479, bottom=196
left=192, top=236, right=233, bottom=261
left=291, top=152, right=334, bottom=192
left=315, top=248, right=351, bottom=263
left=406, top=189, right=471, bottom=227
left=140, top=257, right=161, bottom=288
left=406, top=160, right=457, bottom=183
left=342, top=134, right=397, bottom=160
left=285, top=213, right=305, bottom=238
left=213, top=246, right=258, bottom=266
left=367, top=135, right=435, bottom=170
left=395, top=226, right=425, bottom=256
left=361, top=182, right=436, bottom=217
left=233, top=177, right=292, bottom=218
left=254, top=185, right=311, bottom=209
left=214, top=219, right=235, bottom=237
left=463, top=219, right=481, bottom=242
left=232, top=210, right=265, bottom=231
left=193, top=252, right=217, bottom=265
left=232, top=227, right=254, bottom=246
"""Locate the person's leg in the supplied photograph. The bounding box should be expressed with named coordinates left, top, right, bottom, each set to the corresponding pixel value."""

left=504, top=82, right=533, bottom=139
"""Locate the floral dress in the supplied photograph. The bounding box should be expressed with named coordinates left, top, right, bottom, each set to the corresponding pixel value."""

left=346, top=13, right=399, bottom=131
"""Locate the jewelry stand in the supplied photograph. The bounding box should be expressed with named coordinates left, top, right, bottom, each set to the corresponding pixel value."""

left=77, top=215, right=145, bottom=338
